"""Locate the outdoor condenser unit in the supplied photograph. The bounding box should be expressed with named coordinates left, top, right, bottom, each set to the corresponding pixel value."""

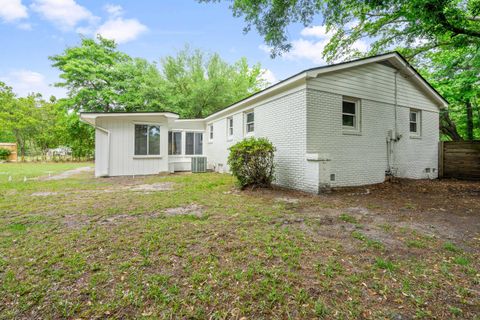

left=191, top=157, right=207, bottom=173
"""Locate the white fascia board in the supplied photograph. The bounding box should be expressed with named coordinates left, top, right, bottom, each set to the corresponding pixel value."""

left=307, top=52, right=447, bottom=109
left=79, top=112, right=180, bottom=126
left=204, top=73, right=307, bottom=122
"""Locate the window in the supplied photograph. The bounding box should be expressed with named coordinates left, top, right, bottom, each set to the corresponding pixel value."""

left=168, top=131, right=182, bottom=155
left=410, top=109, right=421, bottom=135
left=185, top=132, right=203, bottom=155
left=245, top=111, right=254, bottom=134
left=342, top=99, right=359, bottom=130
left=227, top=117, right=233, bottom=138
left=134, top=124, right=160, bottom=156
left=209, top=124, right=214, bottom=141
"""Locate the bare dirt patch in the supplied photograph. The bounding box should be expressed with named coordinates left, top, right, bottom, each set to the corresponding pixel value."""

left=31, top=191, right=59, bottom=197
left=43, top=166, right=93, bottom=180
left=128, top=182, right=175, bottom=192
left=164, top=204, right=205, bottom=217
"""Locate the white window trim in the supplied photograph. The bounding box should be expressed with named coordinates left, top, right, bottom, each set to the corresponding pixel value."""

left=342, top=98, right=361, bottom=134
left=409, top=109, right=422, bottom=138
left=133, top=123, right=162, bottom=158
left=245, top=111, right=255, bottom=136
left=185, top=131, right=204, bottom=155
left=208, top=124, right=214, bottom=143
left=168, top=130, right=183, bottom=156
left=227, top=117, right=234, bottom=141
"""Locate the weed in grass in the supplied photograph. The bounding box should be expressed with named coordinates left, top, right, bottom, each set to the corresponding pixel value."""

left=379, top=223, right=394, bottom=232
left=374, top=258, right=397, bottom=272
left=351, top=230, right=366, bottom=241
left=351, top=231, right=384, bottom=250
left=449, top=306, right=463, bottom=316
left=443, top=241, right=461, bottom=253
left=406, top=239, right=427, bottom=249
left=339, top=213, right=358, bottom=224
left=314, top=299, right=329, bottom=317
left=453, top=256, right=470, bottom=266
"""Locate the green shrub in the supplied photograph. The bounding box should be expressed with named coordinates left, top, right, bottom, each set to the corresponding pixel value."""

left=0, top=148, right=12, bottom=160
left=227, top=137, right=276, bottom=189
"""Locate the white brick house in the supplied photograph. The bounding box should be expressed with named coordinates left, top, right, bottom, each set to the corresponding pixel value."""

left=80, top=52, right=448, bottom=193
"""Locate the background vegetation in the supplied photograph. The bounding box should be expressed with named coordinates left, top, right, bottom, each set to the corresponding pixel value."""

left=1, top=0, right=479, bottom=159
left=0, top=37, right=268, bottom=160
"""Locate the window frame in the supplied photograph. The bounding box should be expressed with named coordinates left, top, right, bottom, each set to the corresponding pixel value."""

left=133, top=123, right=161, bottom=157
left=185, top=131, right=204, bottom=155
left=227, top=117, right=234, bottom=140
left=168, top=131, right=182, bottom=155
left=342, top=98, right=361, bottom=134
left=245, top=111, right=254, bottom=135
left=208, top=124, right=214, bottom=142
left=409, top=109, right=421, bottom=137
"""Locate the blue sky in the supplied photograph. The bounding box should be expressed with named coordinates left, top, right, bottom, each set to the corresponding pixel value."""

left=0, top=0, right=368, bottom=98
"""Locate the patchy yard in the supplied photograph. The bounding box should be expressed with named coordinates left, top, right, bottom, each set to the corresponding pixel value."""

left=0, top=164, right=479, bottom=319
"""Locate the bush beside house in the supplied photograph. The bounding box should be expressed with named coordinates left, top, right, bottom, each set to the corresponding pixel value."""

left=228, top=137, right=276, bottom=189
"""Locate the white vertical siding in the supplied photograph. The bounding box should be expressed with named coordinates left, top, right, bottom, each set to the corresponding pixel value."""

left=96, top=115, right=169, bottom=176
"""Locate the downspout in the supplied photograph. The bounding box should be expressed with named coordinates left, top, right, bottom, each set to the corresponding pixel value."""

left=387, top=70, right=399, bottom=176
left=95, top=125, right=110, bottom=177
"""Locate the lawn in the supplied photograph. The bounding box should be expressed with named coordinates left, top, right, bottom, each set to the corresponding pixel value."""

left=0, top=163, right=479, bottom=319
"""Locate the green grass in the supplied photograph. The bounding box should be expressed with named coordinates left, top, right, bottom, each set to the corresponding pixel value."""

left=374, top=258, right=397, bottom=272
left=0, top=162, right=90, bottom=181
left=339, top=213, right=358, bottom=224
left=0, top=162, right=478, bottom=319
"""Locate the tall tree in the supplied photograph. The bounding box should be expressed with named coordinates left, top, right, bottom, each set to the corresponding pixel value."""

left=0, top=88, right=41, bottom=161
left=160, top=46, right=267, bottom=118
left=201, top=0, right=480, bottom=140
left=50, top=36, right=131, bottom=112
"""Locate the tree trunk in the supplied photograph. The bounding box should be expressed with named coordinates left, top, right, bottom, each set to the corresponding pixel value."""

left=440, top=111, right=463, bottom=141
left=466, top=99, right=474, bottom=140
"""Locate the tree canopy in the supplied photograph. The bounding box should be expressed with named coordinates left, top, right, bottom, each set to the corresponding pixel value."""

left=160, top=46, right=266, bottom=118
left=201, top=0, right=480, bottom=140
left=51, top=37, right=268, bottom=118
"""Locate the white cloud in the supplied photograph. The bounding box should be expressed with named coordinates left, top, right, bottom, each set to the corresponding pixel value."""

left=260, top=25, right=368, bottom=65
left=300, top=25, right=334, bottom=38
left=104, top=4, right=124, bottom=18
left=96, top=18, right=147, bottom=44
left=260, top=69, right=278, bottom=85
left=0, top=0, right=28, bottom=23
left=0, top=70, right=66, bottom=98
left=31, top=0, right=96, bottom=30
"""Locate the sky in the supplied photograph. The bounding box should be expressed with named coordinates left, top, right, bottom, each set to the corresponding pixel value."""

left=0, top=0, right=368, bottom=98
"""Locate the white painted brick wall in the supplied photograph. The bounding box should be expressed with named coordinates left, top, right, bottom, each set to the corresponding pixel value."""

left=306, top=89, right=439, bottom=187
left=205, top=88, right=318, bottom=193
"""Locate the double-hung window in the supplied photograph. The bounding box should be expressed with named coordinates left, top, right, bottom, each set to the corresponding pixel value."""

left=209, top=124, right=214, bottom=141
left=342, top=98, right=360, bottom=131
left=245, top=111, right=254, bottom=134
left=185, top=132, right=203, bottom=155
left=168, top=131, right=182, bottom=155
left=409, top=109, right=421, bottom=136
left=227, top=117, right=233, bottom=138
left=134, top=124, right=160, bottom=156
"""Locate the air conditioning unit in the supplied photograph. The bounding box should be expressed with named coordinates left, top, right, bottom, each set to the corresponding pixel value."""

left=191, top=157, right=207, bottom=173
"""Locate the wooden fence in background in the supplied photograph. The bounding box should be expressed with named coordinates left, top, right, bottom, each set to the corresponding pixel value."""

left=439, top=141, right=480, bottom=180
left=0, top=143, right=17, bottom=162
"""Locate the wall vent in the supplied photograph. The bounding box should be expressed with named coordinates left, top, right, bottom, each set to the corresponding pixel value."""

left=330, top=174, right=336, bottom=181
